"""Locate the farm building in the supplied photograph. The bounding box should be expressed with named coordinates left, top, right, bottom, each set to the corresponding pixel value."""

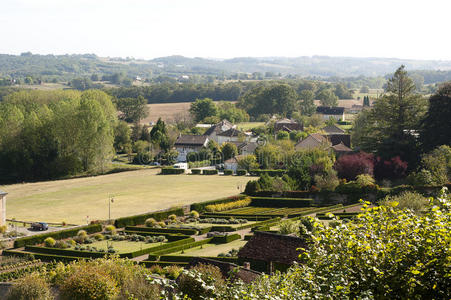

left=174, top=135, right=209, bottom=162
left=316, top=106, right=345, bottom=121
left=0, top=191, right=6, bottom=226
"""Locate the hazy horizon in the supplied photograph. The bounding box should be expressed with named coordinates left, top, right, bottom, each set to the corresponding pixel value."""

left=1, top=0, right=450, bottom=61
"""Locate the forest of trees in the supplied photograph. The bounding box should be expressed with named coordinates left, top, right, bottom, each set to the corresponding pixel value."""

left=0, top=90, right=117, bottom=183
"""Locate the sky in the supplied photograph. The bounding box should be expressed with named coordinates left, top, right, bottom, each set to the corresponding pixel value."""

left=1, top=0, right=450, bottom=61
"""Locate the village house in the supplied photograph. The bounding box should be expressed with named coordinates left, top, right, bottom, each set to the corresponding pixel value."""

left=203, top=119, right=235, bottom=143
left=174, top=135, right=209, bottom=162
left=295, top=133, right=353, bottom=156
left=295, top=133, right=330, bottom=150
left=224, top=154, right=246, bottom=172
left=0, top=191, right=7, bottom=227
left=238, top=231, right=307, bottom=273
left=316, top=106, right=345, bottom=121
left=322, top=124, right=351, bottom=148
left=273, top=118, right=303, bottom=133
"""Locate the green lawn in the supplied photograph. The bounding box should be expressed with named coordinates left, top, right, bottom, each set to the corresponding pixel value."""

left=178, top=239, right=248, bottom=257
left=4, top=169, right=256, bottom=225
left=236, top=122, right=265, bottom=131
left=75, top=240, right=163, bottom=254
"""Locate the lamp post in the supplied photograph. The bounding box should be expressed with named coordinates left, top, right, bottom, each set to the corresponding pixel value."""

left=108, top=196, right=114, bottom=223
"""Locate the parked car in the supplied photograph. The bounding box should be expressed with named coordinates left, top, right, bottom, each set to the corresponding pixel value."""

left=31, top=222, right=48, bottom=231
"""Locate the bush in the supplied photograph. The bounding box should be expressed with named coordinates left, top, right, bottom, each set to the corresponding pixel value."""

left=60, top=269, right=118, bottom=300
left=380, top=191, right=429, bottom=213
left=55, top=240, right=70, bottom=249
left=161, top=167, right=185, bottom=175
left=168, top=214, right=177, bottom=222
left=77, top=230, right=87, bottom=238
left=355, top=174, right=376, bottom=187
left=191, top=169, right=202, bottom=175
left=202, top=169, right=218, bottom=175
left=149, top=265, right=165, bottom=275
left=374, top=156, right=408, bottom=180
left=44, top=237, right=56, bottom=247
left=190, top=210, right=199, bottom=219
left=6, top=273, right=52, bottom=300
left=278, top=220, right=299, bottom=235
left=120, top=275, right=161, bottom=300
left=205, top=197, right=251, bottom=212
left=114, top=207, right=184, bottom=228
left=93, top=233, right=104, bottom=241
left=249, top=169, right=285, bottom=177
left=178, top=264, right=225, bottom=299
left=314, top=169, right=339, bottom=191
left=105, top=225, right=116, bottom=235
left=224, top=169, right=233, bottom=175
left=145, top=218, right=157, bottom=227
left=236, top=169, right=246, bottom=176
left=334, top=152, right=374, bottom=181
left=0, top=225, right=7, bottom=234
left=165, top=265, right=183, bottom=280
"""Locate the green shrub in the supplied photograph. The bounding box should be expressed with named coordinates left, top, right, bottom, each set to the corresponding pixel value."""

left=145, top=218, right=157, bottom=227
left=356, top=174, right=376, bottom=187
left=104, top=225, right=116, bottom=235
left=191, top=169, right=202, bottom=175
left=168, top=214, right=177, bottom=222
left=178, top=264, right=225, bottom=299
left=59, top=268, right=119, bottom=300
left=6, top=273, right=52, bottom=300
left=0, top=225, right=7, bottom=234
left=224, top=169, right=233, bottom=175
left=249, top=169, right=285, bottom=177
left=190, top=210, right=199, bottom=219
left=120, top=275, right=161, bottom=300
left=380, top=191, right=429, bottom=213
left=236, top=169, right=246, bottom=176
left=202, top=169, right=218, bottom=175
left=211, top=233, right=241, bottom=244
left=93, top=233, right=104, bottom=241
left=55, top=240, right=70, bottom=249
left=149, top=265, right=165, bottom=275
left=44, top=237, right=56, bottom=247
left=278, top=220, right=299, bottom=235
left=114, top=207, right=184, bottom=228
left=77, top=230, right=87, bottom=238
left=164, top=265, right=183, bottom=280
left=161, top=168, right=185, bottom=175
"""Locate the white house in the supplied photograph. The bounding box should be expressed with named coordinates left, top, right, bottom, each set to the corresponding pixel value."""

left=0, top=191, right=7, bottom=226
left=316, top=106, right=345, bottom=121
left=174, top=135, right=209, bottom=162
left=203, top=120, right=235, bottom=144
left=224, top=155, right=245, bottom=172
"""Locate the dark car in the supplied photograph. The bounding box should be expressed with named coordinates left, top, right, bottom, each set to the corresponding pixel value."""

left=31, top=222, right=48, bottom=231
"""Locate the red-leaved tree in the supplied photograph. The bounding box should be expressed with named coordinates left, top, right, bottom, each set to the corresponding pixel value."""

left=374, top=156, right=408, bottom=180
left=334, top=152, right=374, bottom=181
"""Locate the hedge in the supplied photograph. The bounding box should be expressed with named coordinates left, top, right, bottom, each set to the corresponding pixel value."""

left=236, top=169, right=246, bottom=176
left=125, top=226, right=197, bottom=236
left=25, top=246, right=106, bottom=259
left=146, top=237, right=195, bottom=254
left=249, top=169, right=285, bottom=177
left=3, top=250, right=83, bottom=263
left=250, top=197, right=313, bottom=208
left=160, top=167, right=185, bottom=175
left=202, top=169, right=218, bottom=175
left=316, top=212, right=359, bottom=220
left=150, top=238, right=213, bottom=256
left=190, top=195, right=245, bottom=213
left=191, top=169, right=202, bottom=175
left=140, top=261, right=189, bottom=267
left=114, top=207, right=184, bottom=228
left=223, top=169, right=233, bottom=175
left=210, top=233, right=241, bottom=244
left=200, top=214, right=273, bottom=221
left=209, top=226, right=236, bottom=232
left=158, top=255, right=239, bottom=264
left=13, top=224, right=102, bottom=248
left=124, top=231, right=190, bottom=242
left=252, top=190, right=313, bottom=198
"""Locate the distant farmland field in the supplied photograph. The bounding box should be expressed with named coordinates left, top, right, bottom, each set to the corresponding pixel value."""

left=141, top=102, right=192, bottom=124
left=5, top=169, right=255, bottom=224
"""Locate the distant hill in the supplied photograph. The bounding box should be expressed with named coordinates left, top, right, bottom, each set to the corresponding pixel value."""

left=1, top=53, right=451, bottom=82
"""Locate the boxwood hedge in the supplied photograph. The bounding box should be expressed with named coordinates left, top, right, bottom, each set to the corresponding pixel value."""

left=250, top=197, right=313, bottom=208
left=125, top=226, right=197, bottom=236
left=190, top=195, right=244, bottom=213
left=160, top=167, right=185, bottom=175
left=191, top=169, right=202, bottom=175
left=202, top=169, right=218, bottom=175
left=211, top=233, right=241, bottom=244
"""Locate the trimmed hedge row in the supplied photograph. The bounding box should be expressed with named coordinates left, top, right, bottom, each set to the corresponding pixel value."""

left=190, top=195, right=245, bottom=213
left=146, top=237, right=195, bottom=254
left=251, top=190, right=313, bottom=198
left=211, top=233, right=241, bottom=244
left=160, top=167, right=185, bottom=175
left=150, top=238, right=213, bottom=256
left=13, top=224, right=102, bottom=248
left=200, top=214, right=273, bottom=221
left=191, top=169, right=202, bottom=175
left=250, top=197, right=313, bottom=208
left=236, top=169, right=246, bottom=176
left=248, top=218, right=282, bottom=232
left=125, top=226, right=197, bottom=236
left=114, top=207, right=184, bottom=228
left=3, top=250, right=83, bottom=263
left=203, top=169, right=218, bottom=175
left=249, top=169, right=285, bottom=177
left=25, top=246, right=106, bottom=259
left=223, top=169, right=233, bottom=175
left=209, top=226, right=236, bottom=232
left=140, top=261, right=189, bottom=267
left=158, top=255, right=239, bottom=264
left=124, top=230, right=190, bottom=242
left=316, top=212, right=359, bottom=220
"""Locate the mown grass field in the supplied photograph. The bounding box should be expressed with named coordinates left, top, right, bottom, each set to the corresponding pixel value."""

left=179, top=239, right=247, bottom=257
left=4, top=169, right=255, bottom=225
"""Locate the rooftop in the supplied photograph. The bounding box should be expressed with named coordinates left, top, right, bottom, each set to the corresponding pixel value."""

left=323, top=124, right=345, bottom=134
left=316, top=106, right=345, bottom=115
left=331, top=142, right=353, bottom=152
left=174, top=135, right=209, bottom=146
left=217, top=128, right=243, bottom=137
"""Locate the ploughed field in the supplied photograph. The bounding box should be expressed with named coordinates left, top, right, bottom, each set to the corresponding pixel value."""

left=4, top=169, right=255, bottom=224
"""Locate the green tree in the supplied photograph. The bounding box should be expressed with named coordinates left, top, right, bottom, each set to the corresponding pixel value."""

left=221, top=142, right=238, bottom=161
left=115, top=96, right=149, bottom=123
left=299, top=90, right=316, bottom=116
left=363, top=95, right=370, bottom=106
left=317, top=89, right=338, bottom=106
left=353, top=66, right=427, bottom=165
left=189, top=98, right=218, bottom=122
left=421, top=81, right=451, bottom=152
left=114, top=121, right=131, bottom=153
